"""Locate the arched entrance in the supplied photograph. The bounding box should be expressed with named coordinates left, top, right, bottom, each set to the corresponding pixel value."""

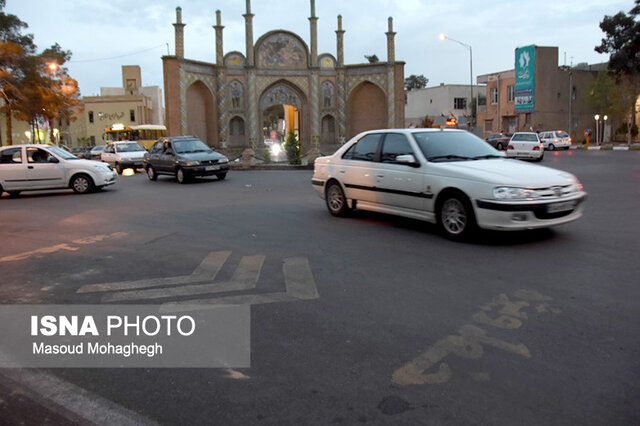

left=228, top=116, right=246, bottom=148
left=321, top=114, right=336, bottom=144
left=186, top=80, right=216, bottom=145
left=347, top=81, right=386, bottom=138
left=259, top=81, right=307, bottom=153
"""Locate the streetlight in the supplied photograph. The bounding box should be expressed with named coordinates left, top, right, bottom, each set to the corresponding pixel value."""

left=439, top=33, right=474, bottom=129
left=594, top=114, right=600, bottom=145
left=603, top=115, right=608, bottom=144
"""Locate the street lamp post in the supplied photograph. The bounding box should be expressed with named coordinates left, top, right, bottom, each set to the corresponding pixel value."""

left=603, top=115, right=608, bottom=144
left=439, top=33, right=473, bottom=130
left=46, top=62, right=60, bottom=146
left=594, top=114, right=600, bottom=145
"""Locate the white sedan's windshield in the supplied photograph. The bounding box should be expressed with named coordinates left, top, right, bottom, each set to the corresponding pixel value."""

left=413, top=131, right=500, bottom=162
left=116, top=142, right=145, bottom=152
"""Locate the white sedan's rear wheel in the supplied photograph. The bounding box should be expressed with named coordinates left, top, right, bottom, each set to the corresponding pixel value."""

left=325, top=182, right=350, bottom=217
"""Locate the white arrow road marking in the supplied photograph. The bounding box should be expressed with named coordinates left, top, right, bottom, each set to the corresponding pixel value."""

left=100, top=255, right=264, bottom=302
left=160, top=257, right=319, bottom=312
left=76, top=251, right=231, bottom=293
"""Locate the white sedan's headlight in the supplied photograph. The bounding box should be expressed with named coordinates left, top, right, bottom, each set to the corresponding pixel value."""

left=93, top=163, right=112, bottom=172
left=493, top=187, right=541, bottom=200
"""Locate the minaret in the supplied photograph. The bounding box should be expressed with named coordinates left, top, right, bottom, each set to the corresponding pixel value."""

left=214, top=10, right=224, bottom=65
left=244, top=0, right=255, bottom=66
left=386, top=17, right=396, bottom=63
left=335, top=15, right=345, bottom=67
left=173, top=6, right=186, bottom=58
left=309, top=0, right=318, bottom=68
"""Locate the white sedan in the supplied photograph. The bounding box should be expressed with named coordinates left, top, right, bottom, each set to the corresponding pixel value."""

left=311, top=129, right=586, bottom=240
left=0, top=144, right=117, bottom=197
left=506, top=132, right=544, bottom=161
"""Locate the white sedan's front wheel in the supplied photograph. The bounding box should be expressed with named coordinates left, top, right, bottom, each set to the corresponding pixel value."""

left=437, top=193, right=476, bottom=240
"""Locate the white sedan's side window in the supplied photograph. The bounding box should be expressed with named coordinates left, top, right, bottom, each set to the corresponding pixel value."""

left=381, top=134, right=414, bottom=163
left=342, top=134, right=382, bottom=162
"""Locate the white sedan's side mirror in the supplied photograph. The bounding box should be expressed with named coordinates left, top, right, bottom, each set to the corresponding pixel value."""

left=395, top=154, right=420, bottom=167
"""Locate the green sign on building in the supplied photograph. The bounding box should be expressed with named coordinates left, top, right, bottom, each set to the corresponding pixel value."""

left=515, top=45, right=535, bottom=113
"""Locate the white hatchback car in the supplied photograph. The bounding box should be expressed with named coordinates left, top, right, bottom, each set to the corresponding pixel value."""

left=0, top=144, right=117, bottom=197
left=312, top=129, right=586, bottom=239
left=100, top=141, right=147, bottom=174
left=506, top=132, right=544, bottom=161
left=539, top=130, right=571, bottom=151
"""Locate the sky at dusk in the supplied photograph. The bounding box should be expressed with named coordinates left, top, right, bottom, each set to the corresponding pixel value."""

left=4, top=0, right=632, bottom=100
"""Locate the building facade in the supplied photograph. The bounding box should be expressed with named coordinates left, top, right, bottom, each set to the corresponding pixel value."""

left=74, top=65, right=164, bottom=145
left=405, top=83, right=485, bottom=128
left=163, top=0, right=405, bottom=155
left=477, top=46, right=607, bottom=140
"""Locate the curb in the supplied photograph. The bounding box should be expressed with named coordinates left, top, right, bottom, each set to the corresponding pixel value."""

left=230, top=163, right=312, bottom=171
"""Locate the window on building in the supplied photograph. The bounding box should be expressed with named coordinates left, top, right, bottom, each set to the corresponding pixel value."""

left=90, top=136, right=95, bottom=145
left=88, top=111, right=94, bottom=123
left=478, top=95, right=487, bottom=106
left=485, top=120, right=493, bottom=132
left=507, top=85, right=515, bottom=103
left=130, top=109, right=135, bottom=122
left=572, top=86, right=577, bottom=101
left=490, top=88, right=498, bottom=104
left=525, top=113, right=531, bottom=124
left=454, top=98, right=467, bottom=110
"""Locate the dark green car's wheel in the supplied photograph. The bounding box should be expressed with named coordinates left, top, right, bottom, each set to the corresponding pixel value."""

left=147, top=166, right=157, bottom=181
left=176, top=167, right=187, bottom=184
left=216, top=173, right=227, bottom=181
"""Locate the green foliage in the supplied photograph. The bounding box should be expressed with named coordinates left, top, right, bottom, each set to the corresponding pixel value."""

left=404, top=74, right=428, bottom=91
left=0, top=2, right=79, bottom=144
left=283, top=130, right=301, bottom=165
left=263, top=148, right=271, bottom=164
left=364, top=54, right=379, bottom=64
left=420, top=115, right=434, bottom=128
left=585, top=71, right=616, bottom=112
left=595, top=0, right=640, bottom=77
left=617, top=122, right=639, bottom=137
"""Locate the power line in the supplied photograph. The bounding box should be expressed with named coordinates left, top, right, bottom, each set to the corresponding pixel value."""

left=69, top=44, right=167, bottom=63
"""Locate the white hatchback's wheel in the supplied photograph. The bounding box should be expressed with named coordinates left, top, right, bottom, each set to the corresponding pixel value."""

left=325, top=182, right=350, bottom=217
left=71, top=174, right=94, bottom=194
left=437, top=193, right=476, bottom=240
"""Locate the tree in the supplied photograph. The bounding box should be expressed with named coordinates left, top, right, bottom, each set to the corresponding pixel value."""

left=595, top=0, right=640, bottom=143
left=0, top=2, right=79, bottom=145
left=283, top=130, right=301, bottom=165
left=420, top=115, right=434, bottom=128
left=364, top=54, right=379, bottom=64
left=404, top=74, right=428, bottom=91
left=0, top=0, right=35, bottom=144
left=595, top=0, right=640, bottom=77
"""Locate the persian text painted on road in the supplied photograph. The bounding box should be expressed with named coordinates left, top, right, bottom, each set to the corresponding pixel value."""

left=392, top=289, right=561, bottom=386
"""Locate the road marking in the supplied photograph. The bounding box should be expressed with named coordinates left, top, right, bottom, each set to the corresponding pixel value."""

left=76, top=251, right=320, bottom=310
left=0, top=359, right=157, bottom=425
left=0, top=232, right=128, bottom=263
left=392, top=289, right=559, bottom=386
left=160, top=257, right=319, bottom=312
left=100, top=255, right=263, bottom=302
left=77, top=251, right=231, bottom=293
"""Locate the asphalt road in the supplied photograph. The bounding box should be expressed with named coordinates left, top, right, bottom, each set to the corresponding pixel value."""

left=0, top=150, right=638, bottom=425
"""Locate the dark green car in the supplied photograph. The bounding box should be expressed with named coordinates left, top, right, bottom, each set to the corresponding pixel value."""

left=143, top=136, right=230, bottom=183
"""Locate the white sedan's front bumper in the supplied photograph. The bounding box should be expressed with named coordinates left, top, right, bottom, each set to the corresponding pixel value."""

left=474, top=193, right=586, bottom=230
left=93, top=171, right=118, bottom=187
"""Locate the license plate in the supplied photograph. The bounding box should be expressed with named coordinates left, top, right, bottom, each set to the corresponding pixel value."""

left=205, top=165, right=220, bottom=171
left=547, top=200, right=575, bottom=213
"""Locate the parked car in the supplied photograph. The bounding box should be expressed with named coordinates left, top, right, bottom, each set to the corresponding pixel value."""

left=101, top=141, right=147, bottom=174
left=143, top=136, right=230, bottom=183
left=506, top=132, right=544, bottom=161
left=311, top=129, right=586, bottom=240
left=89, top=145, right=105, bottom=160
left=0, top=144, right=117, bottom=197
left=484, top=133, right=510, bottom=150
left=539, top=130, right=571, bottom=150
